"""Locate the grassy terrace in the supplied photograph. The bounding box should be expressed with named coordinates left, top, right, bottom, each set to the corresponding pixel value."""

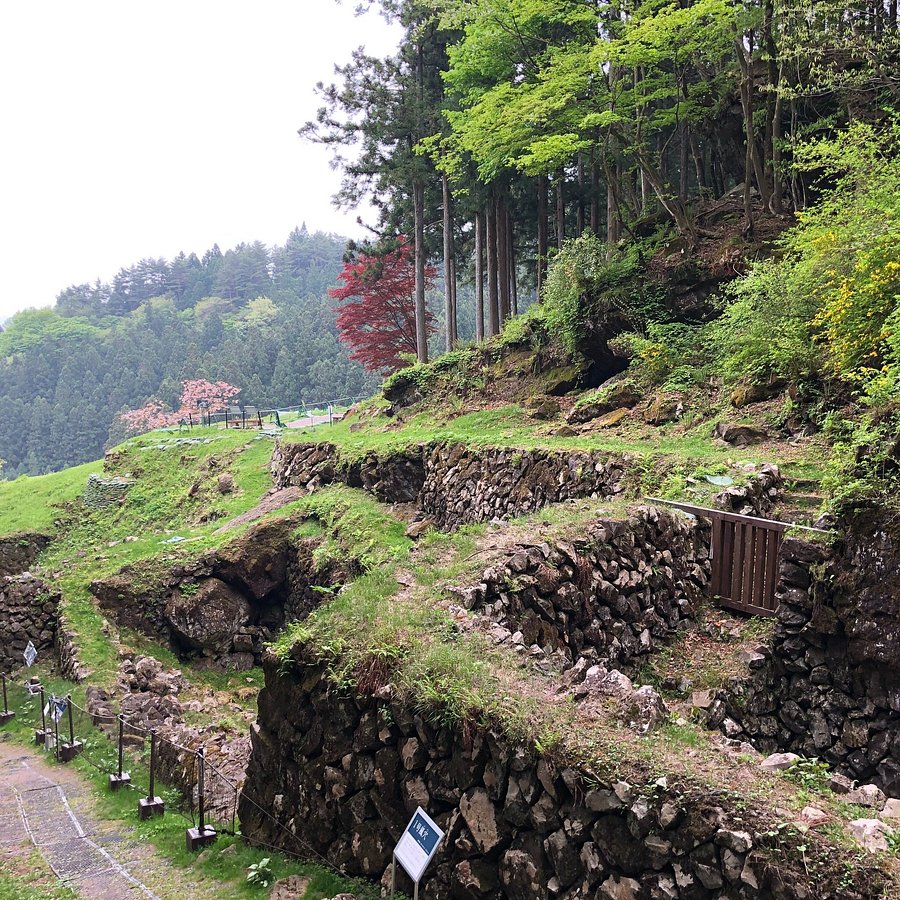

left=285, top=400, right=827, bottom=503
left=273, top=496, right=897, bottom=896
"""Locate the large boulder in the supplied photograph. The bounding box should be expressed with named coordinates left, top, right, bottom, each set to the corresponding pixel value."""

left=211, top=519, right=293, bottom=600
left=164, top=577, right=251, bottom=655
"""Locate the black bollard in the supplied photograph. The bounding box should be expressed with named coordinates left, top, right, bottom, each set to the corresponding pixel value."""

left=186, top=747, right=216, bottom=850
left=0, top=673, right=13, bottom=725
left=59, top=694, right=83, bottom=761
left=109, top=714, right=131, bottom=791
left=35, top=687, right=47, bottom=745
left=138, top=730, right=164, bottom=819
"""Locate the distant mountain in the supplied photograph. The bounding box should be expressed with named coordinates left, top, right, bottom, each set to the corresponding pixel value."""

left=0, top=227, right=380, bottom=478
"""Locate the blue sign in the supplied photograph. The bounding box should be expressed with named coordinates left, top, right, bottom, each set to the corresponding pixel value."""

left=408, top=811, right=440, bottom=856
left=393, top=806, right=444, bottom=884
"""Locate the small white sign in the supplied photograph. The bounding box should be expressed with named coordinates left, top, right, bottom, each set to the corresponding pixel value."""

left=394, top=807, right=444, bottom=884
left=50, top=698, right=67, bottom=723
left=23, top=641, right=37, bottom=667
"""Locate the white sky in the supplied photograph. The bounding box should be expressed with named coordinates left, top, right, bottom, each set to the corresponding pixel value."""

left=0, top=1, right=401, bottom=321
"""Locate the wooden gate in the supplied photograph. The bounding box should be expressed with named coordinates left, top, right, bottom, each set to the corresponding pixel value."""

left=646, top=499, right=789, bottom=617
left=708, top=511, right=785, bottom=616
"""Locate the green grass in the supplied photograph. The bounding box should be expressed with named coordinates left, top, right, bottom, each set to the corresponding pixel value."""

left=0, top=675, right=378, bottom=900
left=0, top=460, right=102, bottom=536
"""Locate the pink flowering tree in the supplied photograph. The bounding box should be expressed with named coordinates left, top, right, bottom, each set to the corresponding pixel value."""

left=118, top=379, right=241, bottom=435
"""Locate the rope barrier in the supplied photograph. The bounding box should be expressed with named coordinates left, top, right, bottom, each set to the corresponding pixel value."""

left=0, top=672, right=359, bottom=884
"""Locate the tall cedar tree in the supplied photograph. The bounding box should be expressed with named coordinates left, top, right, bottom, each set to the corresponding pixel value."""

left=329, top=240, right=436, bottom=374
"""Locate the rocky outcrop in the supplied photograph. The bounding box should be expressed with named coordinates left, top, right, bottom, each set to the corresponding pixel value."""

left=165, top=579, right=252, bottom=656
left=91, top=518, right=346, bottom=669
left=713, top=465, right=783, bottom=518
left=450, top=507, right=709, bottom=670
left=239, top=647, right=880, bottom=899
left=270, top=441, right=633, bottom=530
left=0, top=575, right=59, bottom=672
left=721, top=524, right=900, bottom=797
left=0, top=532, right=51, bottom=577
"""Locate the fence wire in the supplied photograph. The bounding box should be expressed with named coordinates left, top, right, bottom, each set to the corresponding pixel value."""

left=0, top=673, right=361, bottom=883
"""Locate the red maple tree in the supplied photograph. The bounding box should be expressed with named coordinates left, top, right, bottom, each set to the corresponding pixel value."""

left=328, top=239, right=435, bottom=374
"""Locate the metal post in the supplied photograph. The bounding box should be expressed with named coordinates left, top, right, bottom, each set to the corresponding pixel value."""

left=188, top=413, right=193, bottom=429
left=242, top=410, right=246, bottom=429
left=109, top=713, right=131, bottom=790
left=138, top=730, right=164, bottom=817
left=148, top=731, right=156, bottom=800
left=224, top=408, right=229, bottom=428
left=390, top=856, right=396, bottom=899
left=198, top=747, right=206, bottom=833
left=54, top=713, right=60, bottom=762
left=67, top=695, right=74, bottom=745
left=36, top=686, right=46, bottom=744
left=329, top=404, right=334, bottom=426
left=0, top=673, right=12, bottom=725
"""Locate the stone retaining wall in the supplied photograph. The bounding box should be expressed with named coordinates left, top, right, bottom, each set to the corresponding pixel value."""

left=451, top=507, right=709, bottom=670
left=239, top=647, right=870, bottom=899
left=271, top=441, right=632, bottom=529
left=722, top=524, right=900, bottom=796
left=0, top=575, right=59, bottom=673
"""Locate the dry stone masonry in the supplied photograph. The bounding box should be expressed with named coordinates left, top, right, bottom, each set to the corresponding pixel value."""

left=719, top=522, right=900, bottom=797
left=271, top=440, right=633, bottom=529
left=0, top=575, right=59, bottom=672
left=450, top=507, right=709, bottom=670
left=239, top=646, right=877, bottom=899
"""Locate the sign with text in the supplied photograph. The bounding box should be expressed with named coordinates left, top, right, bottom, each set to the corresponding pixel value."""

left=23, top=641, right=37, bottom=667
left=394, top=807, right=444, bottom=884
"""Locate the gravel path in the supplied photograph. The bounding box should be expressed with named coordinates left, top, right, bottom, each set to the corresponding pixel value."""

left=0, top=738, right=209, bottom=899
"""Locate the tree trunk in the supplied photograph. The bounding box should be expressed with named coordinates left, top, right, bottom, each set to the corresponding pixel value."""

left=537, top=175, right=548, bottom=296
left=606, top=164, right=621, bottom=246
left=486, top=201, right=499, bottom=337
left=590, top=145, right=600, bottom=234
left=633, top=146, right=697, bottom=242
left=442, top=174, right=456, bottom=352
left=508, top=212, right=518, bottom=317
left=734, top=37, right=772, bottom=209
left=679, top=123, right=689, bottom=202
left=474, top=211, right=484, bottom=342
left=413, top=179, right=428, bottom=362
left=555, top=174, right=565, bottom=248
left=497, top=193, right=510, bottom=325
left=577, top=157, right=585, bottom=235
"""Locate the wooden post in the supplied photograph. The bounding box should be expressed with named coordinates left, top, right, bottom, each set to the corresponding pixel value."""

left=0, top=674, right=13, bottom=724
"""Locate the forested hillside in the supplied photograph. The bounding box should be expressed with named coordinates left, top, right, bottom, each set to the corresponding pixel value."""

left=0, top=228, right=379, bottom=477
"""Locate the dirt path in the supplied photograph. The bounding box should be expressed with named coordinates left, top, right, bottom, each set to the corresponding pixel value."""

left=0, top=738, right=219, bottom=900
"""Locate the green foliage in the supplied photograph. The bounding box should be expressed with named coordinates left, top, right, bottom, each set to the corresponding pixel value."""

left=783, top=757, right=832, bottom=793
left=542, top=233, right=658, bottom=354
left=716, top=124, right=900, bottom=388
left=246, top=857, right=275, bottom=888
left=0, top=229, right=378, bottom=480
left=382, top=348, right=480, bottom=400
left=613, top=323, right=707, bottom=392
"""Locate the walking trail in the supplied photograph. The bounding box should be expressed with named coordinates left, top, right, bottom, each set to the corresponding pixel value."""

left=0, top=737, right=222, bottom=899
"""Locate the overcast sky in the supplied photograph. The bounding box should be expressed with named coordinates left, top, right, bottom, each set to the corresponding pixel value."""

left=0, top=1, right=401, bottom=321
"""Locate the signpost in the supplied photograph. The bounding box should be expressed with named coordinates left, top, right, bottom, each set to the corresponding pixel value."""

left=391, top=807, right=444, bottom=900
left=23, top=641, right=37, bottom=668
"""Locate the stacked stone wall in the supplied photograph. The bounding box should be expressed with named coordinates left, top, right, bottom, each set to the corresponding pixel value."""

left=0, top=575, right=59, bottom=672
left=239, top=647, right=872, bottom=899
left=452, top=507, right=709, bottom=670
left=271, top=441, right=632, bottom=529
left=723, top=524, right=900, bottom=796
